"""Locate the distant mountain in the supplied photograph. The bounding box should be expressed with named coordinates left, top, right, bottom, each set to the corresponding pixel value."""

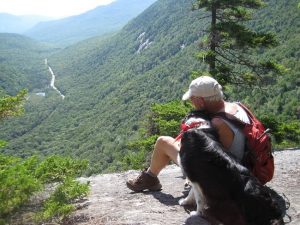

left=0, top=0, right=299, bottom=174
left=24, top=0, right=157, bottom=46
left=0, top=13, right=51, bottom=33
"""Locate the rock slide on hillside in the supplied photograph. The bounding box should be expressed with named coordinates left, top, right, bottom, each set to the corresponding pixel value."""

left=66, top=149, right=300, bottom=225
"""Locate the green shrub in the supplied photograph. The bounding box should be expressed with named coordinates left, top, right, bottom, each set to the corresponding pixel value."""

left=35, top=155, right=88, bottom=183
left=36, top=178, right=89, bottom=222
left=0, top=154, right=89, bottom=224
left=0, top=155, right=41, bottom=223
left=124, top=135, right=159, bottom=169
left=123, top=100, right=191, bottom=169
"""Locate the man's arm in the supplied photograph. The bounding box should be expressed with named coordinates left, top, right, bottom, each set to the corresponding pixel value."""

left=211, top=117, right=234, bottom=151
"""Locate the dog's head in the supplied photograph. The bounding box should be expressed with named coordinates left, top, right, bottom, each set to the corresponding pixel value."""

left=180, top=127, right=220, bottom=155
left=179, top=126, right=241, bottom=178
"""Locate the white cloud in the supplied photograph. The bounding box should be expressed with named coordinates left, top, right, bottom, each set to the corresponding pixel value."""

left=0, top=0, right=116, bottom=18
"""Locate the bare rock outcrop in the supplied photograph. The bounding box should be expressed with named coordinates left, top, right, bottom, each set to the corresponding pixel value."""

left=69, top=149, right=300, bottom=225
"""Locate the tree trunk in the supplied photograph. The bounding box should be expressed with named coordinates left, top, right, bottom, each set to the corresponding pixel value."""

left=210, top=3, right=217, bottom=73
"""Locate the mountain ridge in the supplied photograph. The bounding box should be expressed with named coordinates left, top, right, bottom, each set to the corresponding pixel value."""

left=0, top=13, right=51, bottom=33
left=24, top=0, right=157, bottom=46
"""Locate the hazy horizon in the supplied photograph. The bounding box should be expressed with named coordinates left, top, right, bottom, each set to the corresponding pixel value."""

left=0, top=0, right=116, bottom=19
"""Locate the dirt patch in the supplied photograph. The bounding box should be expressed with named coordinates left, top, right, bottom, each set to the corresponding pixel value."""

left=68, top=149, right=300, bottom=225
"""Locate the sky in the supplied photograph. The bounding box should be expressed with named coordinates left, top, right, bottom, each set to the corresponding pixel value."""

left=0, top=0, right=116, bottom=18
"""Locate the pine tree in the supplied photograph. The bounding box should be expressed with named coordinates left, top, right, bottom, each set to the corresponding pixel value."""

left=194, top=0, right=282, bottom=85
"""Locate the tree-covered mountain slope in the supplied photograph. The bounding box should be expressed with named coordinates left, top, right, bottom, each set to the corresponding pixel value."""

left=0, top=0, right=299, bottom=174
left=24, top=0, right=157, bottom=46
left=1, top=0, right=204, bottom=173
left=230, top=0, right=300, bottom=121
left=0, top=33, right=57, bottom=95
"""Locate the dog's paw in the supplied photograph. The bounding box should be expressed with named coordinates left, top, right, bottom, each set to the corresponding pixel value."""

left=179, top=198, right=188, bottom=206
left=184, top=178, right=191, bottom=188
left=179, top=195, right=196, bottom=206
left=179, top=197, right=195, bottom=206
left=190, top=210, right=202, bottom=216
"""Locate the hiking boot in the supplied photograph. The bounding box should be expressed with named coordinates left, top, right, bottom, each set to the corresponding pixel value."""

left=126, top=169, right=162, bottom=192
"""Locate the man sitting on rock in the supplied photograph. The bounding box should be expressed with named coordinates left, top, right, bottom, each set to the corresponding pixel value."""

left=126, top=76, right=250, bottom=192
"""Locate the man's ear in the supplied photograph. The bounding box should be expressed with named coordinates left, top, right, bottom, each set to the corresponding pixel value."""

left=198, top=97, right=205, bottom=107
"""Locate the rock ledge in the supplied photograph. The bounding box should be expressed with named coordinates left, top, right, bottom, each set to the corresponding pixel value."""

left=70, top=149, right=300, bottom=225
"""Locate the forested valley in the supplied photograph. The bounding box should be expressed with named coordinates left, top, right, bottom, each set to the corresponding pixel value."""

left=0, top=0, right=299, bottom=177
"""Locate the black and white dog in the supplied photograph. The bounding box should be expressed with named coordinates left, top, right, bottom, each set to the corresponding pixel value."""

left=179, top=127, right=283, bottom=225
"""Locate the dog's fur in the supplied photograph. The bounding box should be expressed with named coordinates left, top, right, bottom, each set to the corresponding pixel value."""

left=179, top=128, right=283, bottom=225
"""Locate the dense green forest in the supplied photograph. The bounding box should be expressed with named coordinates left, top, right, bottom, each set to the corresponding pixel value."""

left=0, top=33, right=57, bottom=95
left=0, top=0, right=299, bottom=175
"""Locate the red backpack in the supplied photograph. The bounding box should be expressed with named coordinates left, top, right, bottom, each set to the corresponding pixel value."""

left=215, top=103, right=274, bottom=185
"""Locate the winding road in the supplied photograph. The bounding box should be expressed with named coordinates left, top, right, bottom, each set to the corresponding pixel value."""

left=45, top=59, right=65, bottom=99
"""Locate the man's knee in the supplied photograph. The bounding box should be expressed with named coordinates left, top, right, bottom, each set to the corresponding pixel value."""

left=155, top=136, right=180, bottom=164
left=156, top=136, right=175, bottom=146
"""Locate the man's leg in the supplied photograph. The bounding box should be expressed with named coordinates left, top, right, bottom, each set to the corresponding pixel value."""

left=148, top=136, right=180, bottom=176
left=126, top=136, right=180, bottom=192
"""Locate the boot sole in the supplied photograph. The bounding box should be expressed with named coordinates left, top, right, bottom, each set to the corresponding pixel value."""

left=126, top=182, right=162, bottom=192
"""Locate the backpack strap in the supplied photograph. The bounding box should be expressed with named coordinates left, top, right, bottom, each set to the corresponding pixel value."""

left=212, top=112, right=245, bottom=130
left=236, top=102, right=256, bottom=124
left=212, top=102, right=255, bottom=128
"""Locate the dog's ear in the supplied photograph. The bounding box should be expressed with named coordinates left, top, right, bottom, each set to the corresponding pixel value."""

left=181, top=128, right=210, bottom=148
left=180, top=129, right=201, bottom=154
left=180, top=128, right=220, bottom=156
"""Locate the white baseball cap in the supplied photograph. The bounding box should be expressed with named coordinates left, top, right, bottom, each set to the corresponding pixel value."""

left=182, top=76, right=223, bottom=100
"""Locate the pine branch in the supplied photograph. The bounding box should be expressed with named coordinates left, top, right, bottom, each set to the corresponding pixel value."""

left=215, top=49, right=238, bottom=65
left=198, top=14, right=211, bottom=20
left=216, top=48, right=253, bottom=68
